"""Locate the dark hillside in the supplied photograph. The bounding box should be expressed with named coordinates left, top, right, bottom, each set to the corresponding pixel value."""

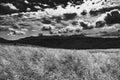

left=0, top=36, right=120, bottom=49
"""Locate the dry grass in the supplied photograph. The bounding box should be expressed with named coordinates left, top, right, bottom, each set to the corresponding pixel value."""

left=0, top=45, right=120, bottom=80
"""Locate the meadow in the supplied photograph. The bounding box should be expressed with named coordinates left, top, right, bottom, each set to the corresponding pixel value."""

left=0, top=44, right=120, bottom=80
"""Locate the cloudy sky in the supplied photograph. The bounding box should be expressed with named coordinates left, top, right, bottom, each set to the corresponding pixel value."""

left=0, top=0, right=120, bottom=40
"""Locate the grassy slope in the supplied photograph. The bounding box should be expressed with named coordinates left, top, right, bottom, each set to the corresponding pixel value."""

left=0, top=45, right=120, bottom=80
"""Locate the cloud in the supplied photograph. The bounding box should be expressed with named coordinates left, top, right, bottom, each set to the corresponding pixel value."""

left=90, top=9, right=120, bottom=28
left=89, top=6, right=120, bottom=16
left=2, top=0, right=120, bottom=36
left=104, top=9, right=120, bottom=25
left=0, top=3, right=18, bottom=10
left=63, top=13, right=77, bottom=20
left=95, top=21, right=106, bottom=28
left=0, top=3, right=19, bottom=14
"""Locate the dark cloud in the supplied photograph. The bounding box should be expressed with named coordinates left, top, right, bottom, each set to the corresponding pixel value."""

left=0, top=3, right=19, bottom=15
left=89, top=6, right=120, bottom=16
left=90, top=9, right=120, bottom=28
left=81, top=10, right=87, bottom=15
left=80, top=21, right=93, bottom=29
left=63, top=13, right=77, bottom=20
left=95, top=21, right=105, bottom=28
left=104, top=9, right=120, bottom=25
left=41, top=18, right=52, bottom=24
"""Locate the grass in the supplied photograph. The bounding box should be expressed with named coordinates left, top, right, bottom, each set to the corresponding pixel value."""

left=0, top=44, right=120, bottom=80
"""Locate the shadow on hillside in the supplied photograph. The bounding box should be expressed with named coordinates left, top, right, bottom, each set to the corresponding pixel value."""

left=0, top=35, right=120, bottom=49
